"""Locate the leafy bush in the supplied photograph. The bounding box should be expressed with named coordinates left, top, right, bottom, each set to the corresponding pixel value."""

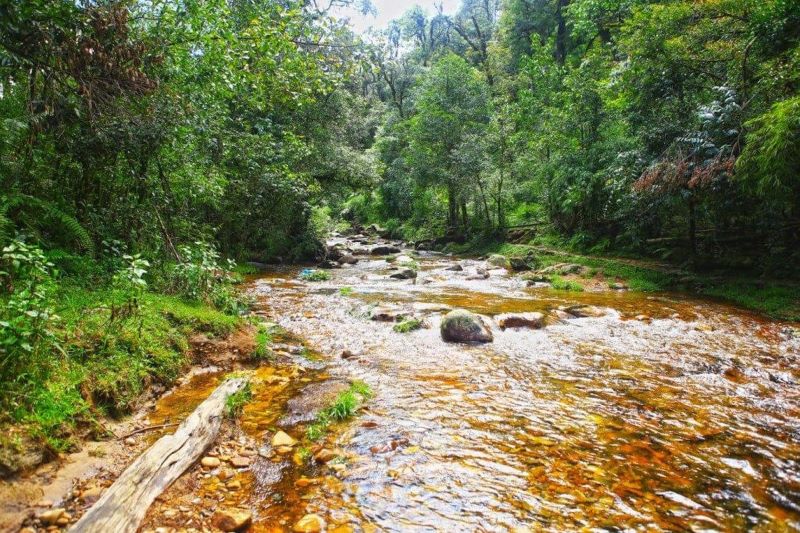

left=0, top=240, right=60, bottom=406
left=163, top=242, right=245, bottom=314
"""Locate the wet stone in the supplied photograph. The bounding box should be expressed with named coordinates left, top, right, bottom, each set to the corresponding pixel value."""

left=293, top=514, right=326, bottom=532
left=211, top=508, right=252, bottom=532
left=201, top=456, right=221, bottom=468
left=497, top=312, right=545, bottom=330
left=441, top=309, right=493, bottom=343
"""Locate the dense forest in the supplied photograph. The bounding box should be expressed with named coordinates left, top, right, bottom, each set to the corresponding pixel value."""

left=1, top=0, right=799, bottom=478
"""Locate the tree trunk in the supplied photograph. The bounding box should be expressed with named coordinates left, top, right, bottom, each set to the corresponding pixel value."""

left=71, top=378, right=248, bottom=533
left=447, top=185, right=457, bottom=231
left=688, top=195, right=697, bottom=269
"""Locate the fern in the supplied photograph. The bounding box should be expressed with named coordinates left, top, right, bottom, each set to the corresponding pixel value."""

left=0, top=193, right=94, bottom=253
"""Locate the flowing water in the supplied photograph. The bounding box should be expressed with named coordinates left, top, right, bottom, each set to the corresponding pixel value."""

left=145, top=238, right=800, bottom=532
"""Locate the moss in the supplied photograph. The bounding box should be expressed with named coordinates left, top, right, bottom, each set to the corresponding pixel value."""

left=393, top=318, right=423, bottom=333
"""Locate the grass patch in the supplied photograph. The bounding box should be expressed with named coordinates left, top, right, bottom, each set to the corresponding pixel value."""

left=299, top=269, right=331, bottom=282
left=550, top=275, right=584, bottom=292
left=393, top=318, right=423, bottom=333
left=1, top=285, right=244, bottom=469
left=252, top=323, right=273, bottom=360
left=225, top=381, right=253, bottom=419
left=306, top=380, right=373, bottom=441
left=339, top=286, right=354, bottom=296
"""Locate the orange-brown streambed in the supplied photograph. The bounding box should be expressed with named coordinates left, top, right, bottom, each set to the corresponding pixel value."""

left=143, top=239, right=800, bottom=532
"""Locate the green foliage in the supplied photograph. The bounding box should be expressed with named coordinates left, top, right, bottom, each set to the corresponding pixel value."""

left=306, top=381, right=372, bottom=441
left=252, top=324, right=273, bottom=361
left=339, top=286, right=354, bottom=296
left=163, top=242, right=246, bottom=315
left=394, top=318, right=423, bottom=333
left=225, top=382, right=253, bottom=419
left=299, top=269, right=331, bottom=282
left=549, top=275, right=585, bottom=292
left=0, top=240, right=60, bottom=407
left=736, top=95, right=800, bottom=203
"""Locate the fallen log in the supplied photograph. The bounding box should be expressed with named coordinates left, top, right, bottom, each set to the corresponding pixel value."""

left=71, top=377, right=247, bottom=533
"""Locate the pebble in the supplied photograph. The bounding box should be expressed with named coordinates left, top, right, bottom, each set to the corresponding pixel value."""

left=201, top=456, right=221, bottom=468
left=211, top=508, right=253, bottom=531
left=313, top=448, right=337, bottom=463
left=229, top=456, right=250, bottom=468
left=272, top=431, right=297, bottom=447
left=293, top=513, right=326, bottom=532
left=124, top=437, right=136, bottom=446
left=39, top=508, right=66, bottom=526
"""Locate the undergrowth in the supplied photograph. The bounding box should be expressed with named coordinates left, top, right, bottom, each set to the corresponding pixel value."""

left=225, top=381, right=253, bottom=419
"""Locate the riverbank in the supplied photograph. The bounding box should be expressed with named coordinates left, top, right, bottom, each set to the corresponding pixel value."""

left=0, top=286, right=246, bottom=479
left=438, top=239, right=800, bottom=322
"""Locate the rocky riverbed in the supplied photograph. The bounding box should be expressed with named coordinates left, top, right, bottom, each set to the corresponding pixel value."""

left=12, top=233, right=800, bottom=532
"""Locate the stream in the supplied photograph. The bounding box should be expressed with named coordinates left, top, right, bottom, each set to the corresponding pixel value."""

left=142, top=235, right=800, bottom=532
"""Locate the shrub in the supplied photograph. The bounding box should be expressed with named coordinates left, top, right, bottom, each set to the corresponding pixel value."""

left=394, top=318, right=423, bottom=333
left=0, top=239, right=60, bottom=407
left=550, top=275, right=584, bottom=292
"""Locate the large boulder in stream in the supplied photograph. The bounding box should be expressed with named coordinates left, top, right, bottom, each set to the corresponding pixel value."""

left=371, top=245, right=402, bottom=255
left=440, top=309, right=493, bottom=343
left=486, top=254, right=510, bottom=268
left=389, top=267, right=417, bottom=280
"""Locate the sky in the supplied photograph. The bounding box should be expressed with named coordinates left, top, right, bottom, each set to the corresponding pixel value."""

left=336, top=0, right=462, bottom=34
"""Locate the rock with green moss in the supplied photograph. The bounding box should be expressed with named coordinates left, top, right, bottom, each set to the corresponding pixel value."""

left=440, top=309, right=493, bottom=343
left=486, top=254, right=510, bottom=268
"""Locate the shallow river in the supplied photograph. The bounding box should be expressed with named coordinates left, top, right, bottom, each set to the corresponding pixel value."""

left=147, top=239, right=800, bottom=532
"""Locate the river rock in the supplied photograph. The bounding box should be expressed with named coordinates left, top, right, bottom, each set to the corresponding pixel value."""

left=201, top=456, right=221, bottom=468
left=395, top=254, right=415, bottom=265
left=497, top=312, right=545, bottom=330
left=39, top=508, right=66, bottom=526
left=466, top=267, right=489, bottom=280
left=487, top=254, right=510, bottom=268
left=313, top=448, right=337, bottom=463
left=564, top=305, right=607, bottom=318
left=272, top=431, right=296, bottom=447
left=79, top=486, right=104, bottom=504
left=339, top=254, right=358, bottom=265
left=445, top=263, right=463, bottom=271
left=508, top=257, right=532, bottom=271
left=370, top=306, right=408, bottom=322
left=211, top=508, right=252, bottom=531
left=539, top=263, right=584, bottom=275
left=294, top=514, right=326, bottom=532
left=440, top=309, right=493, bottom=343
left=371, top=245, right=401, bottom=255
left=389, top=268, right=417, bottom=280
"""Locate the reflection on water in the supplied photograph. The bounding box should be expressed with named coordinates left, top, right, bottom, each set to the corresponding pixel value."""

left=151, top=245, right=800, bottom=531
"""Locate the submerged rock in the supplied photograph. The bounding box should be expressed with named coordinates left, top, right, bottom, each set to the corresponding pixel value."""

left=272, top=431, right=296, bottom=448
left=211, top=508, right=252, bottom=531
left=294, top=514, right=326, bottom=532
left=497, top=312, right=545, bottom=330
left=440, top=309, right=493, bottom=343
left=389, top=267, right=417, bottom=280
left=563, top=305, right=607, bottom=318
